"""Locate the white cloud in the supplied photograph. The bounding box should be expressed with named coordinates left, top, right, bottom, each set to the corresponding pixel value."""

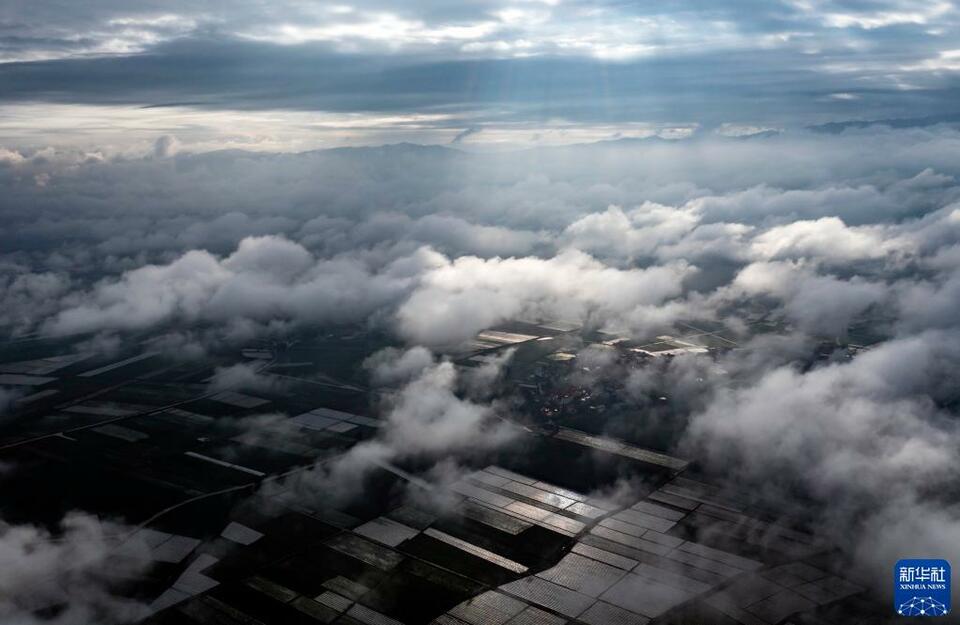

left=42, top=237, right=439, bottom=337
left=819, top=1, right=954, bottom=29
left=267, top=352, right=518, bottom=505
left=364, top=346, right=436, bottom=385
left=682, top=330, right=960, bottom=585
left=562, top=204, right=700, bottom=260
left=726, top=261, right=888, bottom=335
left=0, top=512, right=151, bottom=625
left=3, top=116, right=960, bottom=605
left=749, top=216, right=900, bottom=262
left=396, top=249, right=693, bottom=345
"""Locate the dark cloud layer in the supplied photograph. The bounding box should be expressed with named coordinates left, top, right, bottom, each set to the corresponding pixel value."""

left=0, top=38, right=957, bottom=126
left=1, top=1, right=959, bottom=142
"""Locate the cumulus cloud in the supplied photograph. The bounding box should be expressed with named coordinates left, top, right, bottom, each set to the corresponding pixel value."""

left=152, top=135, right=180, bottom=159
left=460, top=348, right=516, bottom=400
left=36, top=235, right=697, bottom=348
left=896, top=269, right=960, bottom=334
left=364, top=346, right=435, bottom=386
left=274, top=349, right=519, bottom=505
left=41, top=236, right=439, bottom=339
left=1, top=132, right=958, bottom=357
left=0, top=270, right=72, bottom=335
left=1, top=129, right=958, bottom=360
left=723, top=261, right=889, bottom=336
left=749, top=217, right=899, bottom=263
left=562, top=204, right=702, bottom=262
left=0, top=512, right=151, bottom=625
left=206, top=362, right=285, bottom=394
left=0, top=148, right=26, bottom=166
left=681, top=331, right=960, bottom=587
left=0, top=119, right=960, bottom=620
left=379, top=360, right=516, bottom=456
left=396, top=250, right=693, bottom=345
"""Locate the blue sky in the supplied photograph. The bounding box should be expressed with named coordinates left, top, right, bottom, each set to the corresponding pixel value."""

left=1, top=0, right=959, bottom=151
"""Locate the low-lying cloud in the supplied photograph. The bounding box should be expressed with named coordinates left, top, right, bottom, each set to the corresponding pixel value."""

left=3, top=128, right=960, bottom=598
left=0, top=512, right=150, bottom=625
left=272, top=348, right=519, bottom=505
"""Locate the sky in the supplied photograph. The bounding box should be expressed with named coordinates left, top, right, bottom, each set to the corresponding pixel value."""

left=2, top=0, right=960, bottom=152
left=2, top=4, right=960, bottom=622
